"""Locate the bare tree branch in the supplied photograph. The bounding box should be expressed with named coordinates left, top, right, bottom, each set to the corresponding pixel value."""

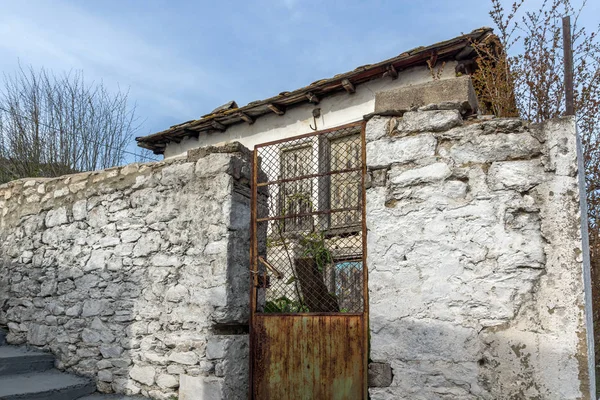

left=0, top=65, right=150, bottom=183
left=483, top=0, right=600, bottom=369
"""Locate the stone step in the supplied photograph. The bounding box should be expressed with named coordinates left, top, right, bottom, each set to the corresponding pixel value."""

left=0, top=369, right=96, bottom=400
left=0, top=345, right=56, bottom=376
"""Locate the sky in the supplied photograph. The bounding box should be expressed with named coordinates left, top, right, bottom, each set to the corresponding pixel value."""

left=0, top=0, right=598, bottom=162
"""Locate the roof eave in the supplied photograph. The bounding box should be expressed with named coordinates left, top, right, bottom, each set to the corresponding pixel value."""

left=136, top=27, right=494, bottom=154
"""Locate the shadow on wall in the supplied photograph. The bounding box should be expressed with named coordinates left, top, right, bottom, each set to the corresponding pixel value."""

left=0, top=145, right=253, bottom=399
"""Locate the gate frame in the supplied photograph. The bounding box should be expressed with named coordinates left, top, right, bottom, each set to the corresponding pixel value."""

left=248, top=120, right=369, bottom=399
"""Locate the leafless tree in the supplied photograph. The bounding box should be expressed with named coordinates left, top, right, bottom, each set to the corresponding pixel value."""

left=475, top=0, right=600, bottom=369
left=0, top=66, right=142, bottom=183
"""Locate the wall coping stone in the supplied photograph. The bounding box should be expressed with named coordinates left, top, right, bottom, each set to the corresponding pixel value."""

left=374, top=75, right=478, bottom=115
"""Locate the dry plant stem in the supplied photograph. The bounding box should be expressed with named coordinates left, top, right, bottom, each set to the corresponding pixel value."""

left=483, top=0, right=600, bottom=366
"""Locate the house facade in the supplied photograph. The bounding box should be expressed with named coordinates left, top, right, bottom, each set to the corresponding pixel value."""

left=136, top=28, right=487, bottom=157
left=0, top=28, right=595, bottom=400
left=134, top=27, right=596, bottom=399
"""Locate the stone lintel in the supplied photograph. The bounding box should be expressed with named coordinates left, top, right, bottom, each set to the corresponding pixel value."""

left=187, top=141, right=251, bottom=163
left=374, top=75, right=478, bottom=114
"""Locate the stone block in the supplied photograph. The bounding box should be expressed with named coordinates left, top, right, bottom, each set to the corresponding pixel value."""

left=129, top=365, right=156, bottom=386
left=98, top=369, right=113, bottom=382
left=85, top=250, right=109, bottom=272
left=81, top=299, right=109, bottom=317
left=27, top=324, right=57, bottom=346
left=388, top=163, right=451, bottom=188
left=206, top=338, right=228, bottom=360
left=45, top=207, right=68, bottom=228
left=159, top=162, right=194, bottom=186
left=165, top=285, right=189, bottom=302
left=447, top=133, right=542, bottom=164
left=481, top=118, right=523, bottom=134
left=365, top=116, right=391, bottom=142
left=374, top=75, right=478, bottom=114
left=368, top=361, right=393, bottom=387
left=99, top=345, right=123, bottom=358
left=543, top=117, right=578, bottom=177
left=168, top=350, right=199, bottom=365
left=179, top=375, right=223, bottom=400
left=487, top=160, right=544, bottom=192
left=366, top=135, right=437, bottom=169
left=194, top=153, right=233, bottom=176
left=394, top=110, right=462, bottom=134
left=72, top=200, right=88, bottom=221
left=156, top=373, right=179, bottom=389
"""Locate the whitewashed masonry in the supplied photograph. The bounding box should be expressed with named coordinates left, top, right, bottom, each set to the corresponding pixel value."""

left=365, top=101, right=595, bottom=399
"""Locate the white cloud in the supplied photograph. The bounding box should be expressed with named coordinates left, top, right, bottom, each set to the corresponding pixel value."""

left=0, top=1, right=233, bottom=120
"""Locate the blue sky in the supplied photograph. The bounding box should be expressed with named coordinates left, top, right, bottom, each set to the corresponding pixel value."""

left=1, top=0, right=598, bottom=161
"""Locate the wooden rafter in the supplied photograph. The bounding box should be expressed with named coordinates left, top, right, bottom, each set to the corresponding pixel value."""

left=385, top=65, right=398, bottom=79
left=306, top=92, right=320, bottom=104
left=341, top=79, right=355, bottom=94
left=238, top=111, right=255, bottom=124
left=211, top=120, right=227, bottom=131
left=267, top=104, right=285, bottom=115
left=183, top=128, right=200, bottom=139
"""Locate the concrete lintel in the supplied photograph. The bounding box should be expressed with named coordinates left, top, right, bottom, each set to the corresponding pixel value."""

left=374, top=75, right=478, bottom=114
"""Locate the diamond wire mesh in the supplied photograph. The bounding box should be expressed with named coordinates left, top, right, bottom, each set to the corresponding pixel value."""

left=254, top=124, right=365, bottom=314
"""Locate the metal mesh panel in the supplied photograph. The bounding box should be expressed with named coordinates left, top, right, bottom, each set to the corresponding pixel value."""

left=252, top=123, right=365, bottom=314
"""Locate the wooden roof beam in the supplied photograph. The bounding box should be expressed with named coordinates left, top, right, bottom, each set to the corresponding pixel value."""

left=341, top=79, right=355, bottom=94
left=211, top=120, right=227, bottom=131
left=428, top=51, right=439, bottom=69
left=267, top=103, right=285, bottom=116
left=385, top=65, right=398, bottom=79
left=184, top=128, right=200, bottom=139
left=306, top=92, right=320, bottom=104
left=147, top=142, right=166, bottom=154
left=238, top=111, right=254, bottom=124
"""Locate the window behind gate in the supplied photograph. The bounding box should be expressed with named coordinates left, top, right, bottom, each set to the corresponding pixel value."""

left=329, top=133, right=361, bottom=230
left=281, top=145, right=313, bottom=232
left=255, top=122, right=365, bottom=314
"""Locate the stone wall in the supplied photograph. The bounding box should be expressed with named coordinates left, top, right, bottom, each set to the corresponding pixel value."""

left=365, top=109, right=595, bottom=399
left=0, top=144, right=252, bottom=399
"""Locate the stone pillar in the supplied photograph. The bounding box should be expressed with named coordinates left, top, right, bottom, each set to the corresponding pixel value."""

left=365, top=82, right=594, bottom=399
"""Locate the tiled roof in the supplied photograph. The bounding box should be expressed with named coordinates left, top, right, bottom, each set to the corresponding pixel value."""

left=136, top=27, right=494, bottom=154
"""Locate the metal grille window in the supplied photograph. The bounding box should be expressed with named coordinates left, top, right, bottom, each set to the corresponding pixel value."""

left=251, top=122, right=366, bottom=314
left=329, top=134, right=361, bottom=229
left=280, top=145, right=314, bottom=232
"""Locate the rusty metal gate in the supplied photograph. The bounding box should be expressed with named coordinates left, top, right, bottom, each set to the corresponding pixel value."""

left=249, top=121, right=368, bottom=399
